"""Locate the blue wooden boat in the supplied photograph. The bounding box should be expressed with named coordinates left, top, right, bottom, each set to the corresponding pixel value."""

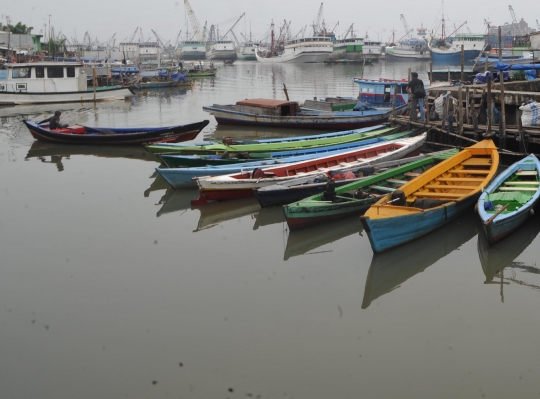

left=477, top=154, right=540, bottom=246
left=156, top=131, right=413, bottom=189
left=353, top=78, right=410, bottom=109
left=361, top=139, right=499, bottom=253
left=202, top=98, right=407, bottom=130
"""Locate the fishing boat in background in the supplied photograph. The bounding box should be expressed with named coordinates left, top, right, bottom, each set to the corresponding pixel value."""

left=429, top=33, right=485, bottom=64
left=477, top=154, right=540, bottom=246
left=386, top=37, right=430, bottom=61
left=191, top=134, right=426, bottom=204
left=353, top=78, right=410, bottom=108
left=283, top=149, right=457, bottom=229
left=22, top=119, right=210, bottom=145
left=178, top=41, right=207, bottom=60
left=0, top=62, right=134, bottom=105
left=144, top=124, right=398, bottom=156
left=202, top=98, right=407, bottom=130
left=157, top=131, right=413, bottom=189
left=361, top=139, right=499, bottom=253
left=255, top=37, right=333, bottom=63
left=209, top=40, right=237, bottom=60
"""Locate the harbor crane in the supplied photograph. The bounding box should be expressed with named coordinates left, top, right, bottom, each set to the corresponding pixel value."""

left=537, top=19, right=540, bottom=30
left=220, top=13, right=245, bottom=42
left=173, top=29, right=182, bottom=51
left=342, top=23, right=354, bottom=39
left=400, top=14, right=411, bottom=37
left=151, top=29, right=167, bottom=49
left=184, top=0, right=204, bottom=42
left=129, top=27, right=139, bottom=42
left=508, top=5, right=522, bottom=36
left=312, top=2, right=323, bottom=35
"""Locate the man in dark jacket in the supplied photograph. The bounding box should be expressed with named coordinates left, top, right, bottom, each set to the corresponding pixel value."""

left=406, top=72, right=426, bottom=122
left=49, top=111, right=68, bottom=129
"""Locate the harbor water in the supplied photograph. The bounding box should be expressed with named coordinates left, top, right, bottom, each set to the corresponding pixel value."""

left=2, top=60, right=540, bottom=398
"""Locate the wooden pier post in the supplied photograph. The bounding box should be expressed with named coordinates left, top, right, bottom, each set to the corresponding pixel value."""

left=465, top=87, right=470, bottom=124
left=487, top=76, right=492, bottom=133
left=458, top=85, right=463, bottom=135
left=460, top=45, right=465, bottom=82
left=500, top=76, right=506, bottom=149
left=283, top=83, right=289, bottom=101
left=429, top=63, right=433, bottom=84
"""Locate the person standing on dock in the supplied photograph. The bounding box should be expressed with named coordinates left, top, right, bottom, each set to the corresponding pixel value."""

left=406, top=72, right=426, bottom=123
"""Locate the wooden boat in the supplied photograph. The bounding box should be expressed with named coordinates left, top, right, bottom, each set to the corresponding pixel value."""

left=22, top=119, right=210, bottom=145
left=477, top=154, right=540, bottom=245
left=362, top=210, right=479, bottom=309
left=282, top=150, right=458, bottom=230
left=156, top=132, right=413, bottom=189
left=202, top=98, right=407, bottom=130
left=193, top=197, right=261, bottom=232
left=191, top=134, right=427, bottom=204
left=144, top=125, right=398, bottom=155
left=353, top=78, right=410, bottom=109
left=360, top=139, right=499, bottom=253
left=157, top=126, right=398, bottom=167
left=185, top=68, right=218, bottom=77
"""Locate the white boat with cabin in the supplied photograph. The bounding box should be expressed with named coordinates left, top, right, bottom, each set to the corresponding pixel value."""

left=256, top=37, right=333, bottom=63
left=209, top=41, right=236, bottom=60
left=0, top=62, right=134, bottom=105
left=179, top=41, right=207, bottom=60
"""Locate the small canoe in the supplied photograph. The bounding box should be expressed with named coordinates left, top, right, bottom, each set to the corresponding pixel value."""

left=477, top=154, right=540, bottom=245
left=144, top=124, right=398, bottom=155
left=360, top=139, right=499, bottom=253
left=283, top=150, right=458, bottom=230
left=192, top=134, right=427, bottom=204
left=22, top=120, right=210, bottom=145
left=156, top=131, right=414, bottom=189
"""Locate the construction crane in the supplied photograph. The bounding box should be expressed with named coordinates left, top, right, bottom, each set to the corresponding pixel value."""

left=313, top=2, right=323, bottom=35
left=342, top=23, right=354, bottom=39
left=184, top=0, right=203, bottom=42
left=151, top=29, right=167, bottom=49
left=220, top=13, right=245, bottom=42
left=173, top=29, right=182, bottom=51
left=400, top=14, right=411, bottom=37
left=509, top=5, right=522, bottom=36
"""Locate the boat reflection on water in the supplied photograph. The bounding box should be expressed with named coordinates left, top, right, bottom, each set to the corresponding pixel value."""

left=284, top=217, right=363, bottom=261
left=192, top=197, right=261, bottom=232
left=478, top=218, right=540, bottom=301
left=362, top=210, right=479, bottom=309
left=252, top=206, right=285, bottom=230
left=155, top=187, right=200, bottom=217
left=26, top=141, right=156, bottom=172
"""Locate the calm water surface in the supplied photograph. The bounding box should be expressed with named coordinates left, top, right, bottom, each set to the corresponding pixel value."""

left=1, top=60, right=540, bottom=399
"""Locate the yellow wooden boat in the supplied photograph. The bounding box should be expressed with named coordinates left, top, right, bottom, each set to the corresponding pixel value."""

left=360, top=139, right=499, bottom=253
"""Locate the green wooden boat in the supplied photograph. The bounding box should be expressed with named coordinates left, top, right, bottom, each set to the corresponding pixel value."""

left=145, top=125, right=399, bottom=156
left=284, top=149, right=458, bottom=231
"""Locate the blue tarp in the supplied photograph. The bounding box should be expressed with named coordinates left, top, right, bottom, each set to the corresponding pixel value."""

left=493, top=61, right=540, bottom=71
left=158, top=71, right=187, bottom=82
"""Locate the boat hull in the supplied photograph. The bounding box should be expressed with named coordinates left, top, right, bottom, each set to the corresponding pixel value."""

left=255, top=51, right=331, bottom=64
left=204, top=106, right=404, bottom=130
left=0, top=87, right=134, bottom=105
left=430, top=49, right=481, bottom=64
left=478, top=154, right=540, bottom=245
left=22, top=120, right=209, bottom=145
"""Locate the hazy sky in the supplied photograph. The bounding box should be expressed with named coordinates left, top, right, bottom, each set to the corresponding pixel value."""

left=2, top=0, right=535, bottom=45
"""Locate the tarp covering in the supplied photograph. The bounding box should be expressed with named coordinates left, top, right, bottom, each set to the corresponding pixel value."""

left=493, top=61, right=540, bottom=71
left=158, top=71, right=187, bottom=82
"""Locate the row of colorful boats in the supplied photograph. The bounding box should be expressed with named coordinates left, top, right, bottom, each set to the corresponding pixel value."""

left=147, top=122, right=540, bottom=253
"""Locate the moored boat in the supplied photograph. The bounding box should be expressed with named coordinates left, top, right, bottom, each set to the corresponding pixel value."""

left=0, top=62, right=134, bottom=105
left=361, top=139, right=499, bottom=253
left=156, top=131, right=413, bottom=189
left=22, top=119, right=210, bottom=145
left=144, top=124, right=398, bottom=155
left=353, top=78, right=410, bottom=108
left=255, top=37, right=333, bottom=63
left=192, top=134, right=427, bottom=204
left=202, top=98, right=407, bottom=130
left=477, top=154, right=540, bottom=245
left=283, top=149, right=457, bottom=229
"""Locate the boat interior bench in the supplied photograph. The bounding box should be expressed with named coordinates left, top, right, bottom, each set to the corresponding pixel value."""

left=449, top=169, right=490, bottom=175
left=516, top=171, right=538, bottom=176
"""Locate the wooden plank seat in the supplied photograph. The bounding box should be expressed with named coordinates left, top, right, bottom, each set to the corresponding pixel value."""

left=424, top=184, right=478, bottom=190
left=386, top=179, right=408, bottom=185
left=413, top=191, right=464, bottom=198
left=449, top=169, right=490, bottom=175
left=461, top=158, right=492, bottom=166
left=438, top=177, right=485, bottom=182
left=404, top=172, right=421, bottom=177
left=498, top=187, right=538, bottom=192
left=370, top=185, right=396, bottom=192
left=504, top=181, right=540, bottom=185
left=516, top=171, right=538, bottom=176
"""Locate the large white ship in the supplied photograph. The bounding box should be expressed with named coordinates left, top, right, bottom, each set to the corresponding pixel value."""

left=255, top=37, right=333, bottom=63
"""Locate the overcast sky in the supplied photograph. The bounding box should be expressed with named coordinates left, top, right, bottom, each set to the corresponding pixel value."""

left=2, top=0, right=535, bottom=45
